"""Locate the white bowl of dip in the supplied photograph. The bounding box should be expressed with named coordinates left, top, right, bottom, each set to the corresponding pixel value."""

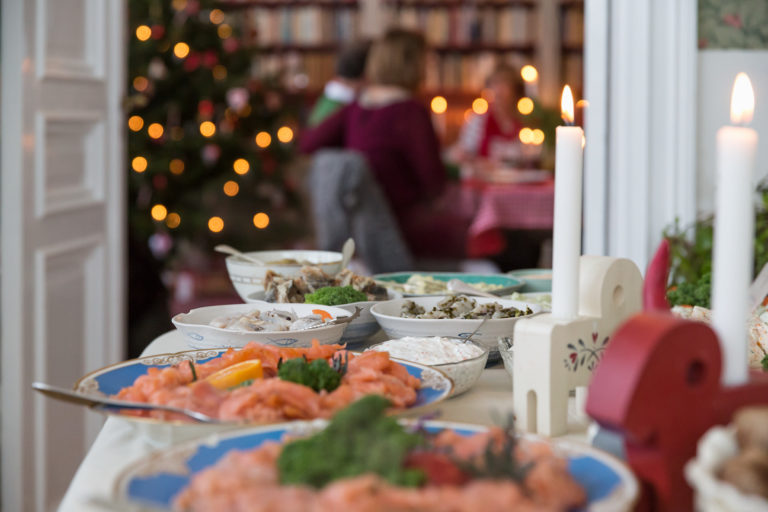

left=367, top=336, right=489, bottom=395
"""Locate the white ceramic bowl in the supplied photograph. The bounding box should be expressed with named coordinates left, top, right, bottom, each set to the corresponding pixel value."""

left=370, top=296, right=541, bottom=353
left=225, top=250, right=343, bottom=301
left=246, top=290, right=401, bottom=349
left=686, top=425, right=768, bottom=512
left=367, top=337, right=489, bottom=395
left=171, top=302, right=351, bottom=350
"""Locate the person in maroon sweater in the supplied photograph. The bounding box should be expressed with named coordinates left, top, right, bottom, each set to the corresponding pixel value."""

left=300, top=29, right=467, bottom=259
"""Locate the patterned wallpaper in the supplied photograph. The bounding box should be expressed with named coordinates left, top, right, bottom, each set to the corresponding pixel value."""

left=699, top=0, right=768, bottom=49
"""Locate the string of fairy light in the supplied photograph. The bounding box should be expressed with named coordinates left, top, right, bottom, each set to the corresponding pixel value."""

left=429, top=64, right=586, bottom=147
left=129, top=1, right=298, bottom=236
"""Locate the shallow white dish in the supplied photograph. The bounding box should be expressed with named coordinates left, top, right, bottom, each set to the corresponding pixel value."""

left=370, top=296, right=541, bottom=353
left=367, top=337, right=489, bottom=396
left=686, top=425, right=768, bottom=512
left=172, top=302, right=351, bottom=349
left=115, top=419, right=639, bottom=511
left=225, top=250, right=343, bottom=301
left=246, top=290, right=401, bottom=349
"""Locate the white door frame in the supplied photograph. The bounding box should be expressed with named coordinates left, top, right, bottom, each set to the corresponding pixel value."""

left=583, top=0, right=698, bottom=270
left=1, top=1, right=126, bottom=510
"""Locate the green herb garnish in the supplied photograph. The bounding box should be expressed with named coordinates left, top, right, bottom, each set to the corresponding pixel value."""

left=277, top=395, right=425, bottom=488
left=188, top=360, right=197, bottom=382
left=305, top=286, right=367, bottom=306
left=277, top=356, right=344, bottom=392
left=667, top=271, right=711, bottom=308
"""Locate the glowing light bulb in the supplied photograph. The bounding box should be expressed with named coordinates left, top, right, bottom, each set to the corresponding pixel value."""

left=133, top=76, right=149, bottom=92
left=173, top=42, right=190, bottom=59
left=131, top=156, right=148, bottom=173
left=253, top=212, right=270, bottom=229
left=165, top=212, right=181, bottom=228
left=147, top=123, right=164, bottom=139
left=531, top=129, right=545, bottom=145
left=255, top=131, right=271, bottom=148
left=199, top=121, right=216, bottom=137
left=521, top=65, right=538, bottom=82
left=128, top=115, right=144, bottom=131
left=519, top=127, right=534, bottom=144
left=151, top=204, right=167, bottom=221
left=209, top=9, right=225, bottom=24
left=208, top=216, right=224, bottom=233
left=217, top=24, right=232, bottom=39
left=135, top=25, right=152, bottom=42
left=233, top=158, right=250, bottom=175
left=223, top=180, right=239, bottom=196
left=472, top=98, right=488, bottom=115
left=430, top=96, right=447, bottom=114
left=517, top=97, right=534, bottom=115
left=277, top=126, right=294, bottom=143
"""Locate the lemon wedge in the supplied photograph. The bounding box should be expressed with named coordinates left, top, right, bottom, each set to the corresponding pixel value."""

left=205, top=359, right=262, bottom=390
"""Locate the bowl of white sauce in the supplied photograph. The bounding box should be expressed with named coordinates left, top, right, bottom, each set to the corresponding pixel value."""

left=366, top=336, right=489, bottom=395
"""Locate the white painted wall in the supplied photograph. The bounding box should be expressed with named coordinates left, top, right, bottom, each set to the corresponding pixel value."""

left=697, top=50, right=768, bottom=213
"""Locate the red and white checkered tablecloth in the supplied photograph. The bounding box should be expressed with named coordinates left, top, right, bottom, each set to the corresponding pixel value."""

left=459, top=179, right=555, bottom=257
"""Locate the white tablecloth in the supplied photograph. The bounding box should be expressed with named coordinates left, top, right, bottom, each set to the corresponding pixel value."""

left=58, top=331, right=591, bottom=511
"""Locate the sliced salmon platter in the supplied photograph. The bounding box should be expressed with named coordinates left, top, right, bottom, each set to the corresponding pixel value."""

left=74, top=341, right=453, bottom=425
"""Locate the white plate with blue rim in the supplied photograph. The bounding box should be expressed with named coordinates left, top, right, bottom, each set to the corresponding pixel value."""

left=114, top=419, right=638, bottom=511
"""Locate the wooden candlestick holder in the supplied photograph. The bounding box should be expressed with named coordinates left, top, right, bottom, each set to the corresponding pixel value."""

left=513, top=255, right=643, bottom=437
left=586, top=312, right=768, bottom=512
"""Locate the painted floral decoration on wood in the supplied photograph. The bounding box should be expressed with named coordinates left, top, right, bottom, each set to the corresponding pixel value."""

left=564, top=332, right=610, bottom=372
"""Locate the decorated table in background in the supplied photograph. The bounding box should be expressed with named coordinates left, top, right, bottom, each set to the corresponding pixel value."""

left=453, top=171, right=555, bottom=258
left=58, top=329, right=590, bottom=512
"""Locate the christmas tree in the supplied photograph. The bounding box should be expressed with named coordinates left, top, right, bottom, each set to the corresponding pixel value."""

left=127, top=0, right=308, bottom=268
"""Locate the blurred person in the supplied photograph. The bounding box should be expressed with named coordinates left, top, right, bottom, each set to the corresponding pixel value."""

left=452, top=63, right=526, bottom=163
left=300, top=29, right=468, bottom=260
left=307, top=41, right=370, bottom=127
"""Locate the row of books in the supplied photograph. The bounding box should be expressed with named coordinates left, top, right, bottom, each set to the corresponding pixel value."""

left=424, top=52, right=527, bottom=91
left=560, top=6, right=584, bottom=46
left=252, top=51, right=530, bottom=94
left=245, top=7, right=358, bottom=46
left=395, top=6, right=534, bottom=46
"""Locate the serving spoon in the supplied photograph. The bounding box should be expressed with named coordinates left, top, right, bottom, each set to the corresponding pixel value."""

left=446, top=279, right=499, bottom=299
left=214, top=244, right=264, bottom=265
left=32, top=382, right=221, bottom=423
left=338, top=238, right=355, bottom=273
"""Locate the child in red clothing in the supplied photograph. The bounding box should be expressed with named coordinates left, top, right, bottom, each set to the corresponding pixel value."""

left=452, top=64, right=527, bottom=163
left=300, top=29, right=468, bottom=259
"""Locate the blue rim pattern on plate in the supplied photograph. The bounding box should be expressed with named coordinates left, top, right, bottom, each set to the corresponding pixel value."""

left=116, top=421, right=637, bottom=511
left=373, top=272, right=523, bottom=297
left=76, top=349, right=453, bottom=420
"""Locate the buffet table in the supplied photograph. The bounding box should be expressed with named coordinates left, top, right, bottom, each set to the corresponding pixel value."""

left=59, top=330, right=591, bottom=511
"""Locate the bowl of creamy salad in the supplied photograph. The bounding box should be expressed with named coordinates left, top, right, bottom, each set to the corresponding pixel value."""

left=367, top=336, right=489, bottom=395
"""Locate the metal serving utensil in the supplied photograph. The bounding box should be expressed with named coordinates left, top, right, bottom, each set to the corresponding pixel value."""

left=214, top=244, right=264, bottom=265
left=446, top=279, right=499, bottom=298
left=31, top=382, right=221, bottom=424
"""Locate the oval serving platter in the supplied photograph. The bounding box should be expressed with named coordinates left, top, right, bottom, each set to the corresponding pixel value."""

left=373, top=272, right=523, bottom=297
left=74, top=348, right=453, bottom=426
left=114, top=420, right=639, bottom=511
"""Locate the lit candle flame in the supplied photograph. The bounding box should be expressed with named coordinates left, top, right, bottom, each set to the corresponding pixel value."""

left=561, top=85, right=575, bottom=125
left=730, top=72, right=754, bottom=125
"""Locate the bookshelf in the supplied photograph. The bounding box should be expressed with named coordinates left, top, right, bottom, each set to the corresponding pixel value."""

left=218, top=0, right=584, bottom=141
